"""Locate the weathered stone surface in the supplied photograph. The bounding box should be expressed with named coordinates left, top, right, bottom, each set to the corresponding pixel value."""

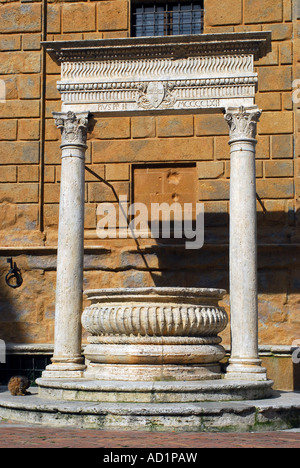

left=45, top=75, right=60, bottom=100
left=3, top=385, right=300, bottom=433
left=92, top=138, right=214, bottom=163
left=157, top=116, right=194, bottom=137
left=22, top=34, right=42, bottom=52
left=133, top=165, right=198, bottom=208
left=18, top=166, right=39, bottom=183
left=206, top=0, right=242, bottom=25
left=0, top=3, right=42, bottom=33
left=271, top=134, right=293, bottom=158
left=256, top=179, right=294, bottom=199
left=0, top=34, right=21, bottom=51
left=0, top=166, right=16, bottom=182
left=62, top=3, right=96, bottom=33
left=0, top=141, right=40, bottom=164
left=97, top=0, right=128, bottom=31
left=265, top=161, right=294, bottom=178
left=131, top=116, right=156, bottom=139
left=0, top=119, right=17, bottom=140
left=0, top=183, right=39, bottom=204
left=0, top=100, right=40, bottom=119
left=47, top=4, right=61, bottom=34
left=88, top=181, right=129, bottom=203
left=92, top=117, right=130, bottom=140
left=258, top=66, right=292, bottom=92
left=199, top=180, right=230, bottom=200
left=36, top=378, right=273, bottom=404
left=105, top=164, right=130, bottom=181
left=259, top=111, right=294, bottom=134
left=18, top=120, right=40, bottom=141
left=244, top=0, right=283, bottom=24
left=255, top=92, right=282, bottom=111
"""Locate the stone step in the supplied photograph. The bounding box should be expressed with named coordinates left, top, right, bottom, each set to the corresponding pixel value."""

left=36, top=378, right=274, bottom=403
left=0, top=385, right=299, bottom=432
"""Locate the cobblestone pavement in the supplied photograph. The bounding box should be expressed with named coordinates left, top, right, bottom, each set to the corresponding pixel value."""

left=0, top=420, right=300, bottom=448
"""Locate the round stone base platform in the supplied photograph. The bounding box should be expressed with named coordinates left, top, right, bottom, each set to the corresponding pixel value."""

left=0, top=385, right=300, bottom=433
left=36, top=378, right=274, bottom=403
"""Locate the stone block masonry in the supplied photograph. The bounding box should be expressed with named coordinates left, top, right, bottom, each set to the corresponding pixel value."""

left=0, top=0, right=298, bottom=390
left=0, top=3, right=42, bottom=34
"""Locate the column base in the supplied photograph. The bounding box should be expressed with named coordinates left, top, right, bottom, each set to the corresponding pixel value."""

left=224, top=358, right=268, bottom=382
left=84, top=363, right=223, bottom=381
left=42, top=362, right=86, bottom=379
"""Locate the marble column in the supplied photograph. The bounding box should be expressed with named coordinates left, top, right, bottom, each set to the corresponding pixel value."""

left=42, top=111, right=90, bottom=378
left=224, top=106, right=267, bottom=381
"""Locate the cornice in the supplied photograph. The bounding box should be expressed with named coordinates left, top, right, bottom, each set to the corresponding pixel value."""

left=42, top=32, right=271, bottom=63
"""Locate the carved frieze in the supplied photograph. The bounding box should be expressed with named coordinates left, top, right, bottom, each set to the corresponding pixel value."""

left=56, top=54, right=257, bottom=112
left=43, top=32, right=271, bottom=114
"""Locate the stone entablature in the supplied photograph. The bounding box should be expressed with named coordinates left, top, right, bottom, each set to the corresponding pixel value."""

left=43, top=32, right=271, bottom=114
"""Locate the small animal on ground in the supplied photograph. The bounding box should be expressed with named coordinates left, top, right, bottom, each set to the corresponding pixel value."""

left=8, top=376, right=31, bottom=396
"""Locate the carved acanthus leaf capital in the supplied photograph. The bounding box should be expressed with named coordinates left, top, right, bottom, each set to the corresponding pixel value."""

left=53, top=111, right=90, bottom=147
left=225, top=106, right=261, bottom=141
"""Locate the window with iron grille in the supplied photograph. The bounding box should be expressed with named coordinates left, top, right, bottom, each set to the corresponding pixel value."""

left=131, top=2, right=204, bottom=37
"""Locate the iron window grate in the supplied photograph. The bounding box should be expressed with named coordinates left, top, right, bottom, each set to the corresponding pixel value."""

left=131, top=2, right=204, bottom=37
left=0, top=355, right=52, bottom=386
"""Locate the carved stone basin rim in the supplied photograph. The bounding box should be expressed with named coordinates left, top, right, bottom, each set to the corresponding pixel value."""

left=84, top=287, right=227, bottom=303
left=81, top=286, right=228, bottom=378
left=82, top=287, right=228, bottom=339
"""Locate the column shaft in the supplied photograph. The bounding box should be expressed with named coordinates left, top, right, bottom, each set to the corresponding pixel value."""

left=53, top=152, right=85, bottom=366
left=224, top=106, right=267, bottom=381
left=42, top=111, right=90, bottom=379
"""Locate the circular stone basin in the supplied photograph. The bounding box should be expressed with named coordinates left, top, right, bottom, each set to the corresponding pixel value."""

left=81, top=287, right=228, bottom=381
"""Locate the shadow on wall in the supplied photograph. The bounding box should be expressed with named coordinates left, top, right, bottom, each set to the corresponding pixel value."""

left=85, top=165, right=300, bottom=292
left=83, top=173, right=300, bottom=387
left=88, top=207, right=300, bottom=291
left=0, top=253, right=56, bottom=346
left=84, top=194, right=300, bottom=390
left=0, top=258, right=54, bottom=385
left=0, top=257, right=22, bottom=332
left=0, top=259, right=21, bottom=384
left=0, top=258, right=23, bottom=345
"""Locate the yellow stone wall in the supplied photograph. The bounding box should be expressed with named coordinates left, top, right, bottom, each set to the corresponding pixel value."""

left=0, top=0, right=299, bottom=389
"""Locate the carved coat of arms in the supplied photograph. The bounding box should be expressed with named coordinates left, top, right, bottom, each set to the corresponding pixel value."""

left=137, top=82, right=176, bottom=110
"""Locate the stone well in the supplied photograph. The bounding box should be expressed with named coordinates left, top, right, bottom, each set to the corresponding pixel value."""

left=36, top=286, right=273, bottom=405
left=41, top=33, right=272, bottom=384
left=81, top=287, right=228, bottom=382
left=0, top=32, right=281, bottom=431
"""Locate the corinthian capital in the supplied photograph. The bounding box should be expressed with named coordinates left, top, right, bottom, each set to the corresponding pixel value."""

left=53, top=111, right=90, bottom=147
left=225, top=106, right=261, bottom=142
